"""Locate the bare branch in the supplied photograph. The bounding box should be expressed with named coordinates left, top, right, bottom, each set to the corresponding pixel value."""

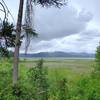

left=0, top=2, right=7, bottom=21
left=0, top=0, right=15, bottom=24
left=0, top=8, right=4, bottom=12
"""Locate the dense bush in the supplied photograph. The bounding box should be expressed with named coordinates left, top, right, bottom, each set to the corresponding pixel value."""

left=71, top=76, right=100, bottom=100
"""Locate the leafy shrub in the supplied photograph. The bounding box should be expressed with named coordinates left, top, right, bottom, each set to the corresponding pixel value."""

left=57, top=78, right=69, bottom=100
left=94, top=43, right=100, bottom=77
left=28, top=59, right=49, bottom=100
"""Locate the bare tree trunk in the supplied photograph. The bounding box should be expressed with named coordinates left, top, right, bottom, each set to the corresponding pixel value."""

left=13, top=0, right=24, bottom=85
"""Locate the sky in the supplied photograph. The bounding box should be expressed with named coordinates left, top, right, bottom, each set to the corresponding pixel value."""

left=1, top=0, right=100, bottom=53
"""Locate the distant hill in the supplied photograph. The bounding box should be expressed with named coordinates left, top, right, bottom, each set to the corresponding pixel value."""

left=19, top=51, right=95, bottom=58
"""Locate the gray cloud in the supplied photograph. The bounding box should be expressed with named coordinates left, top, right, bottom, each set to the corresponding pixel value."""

left=20, top=1, right=99, bottom=53
left=1, top=0, right=99, bottom=53
left=78, top=30, right=100, bottom=41
left=34, top=6, right=93, bottom=40
left=71, top=0, right=100, bottom=28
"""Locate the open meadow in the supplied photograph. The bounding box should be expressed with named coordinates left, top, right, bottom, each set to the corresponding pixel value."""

left=20, top=58, right=95, bottom=78
left=0, top=58, right=100, bottom=100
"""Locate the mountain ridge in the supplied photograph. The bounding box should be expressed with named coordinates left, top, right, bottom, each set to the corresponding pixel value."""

left=19, top=51, right=95, bottom=58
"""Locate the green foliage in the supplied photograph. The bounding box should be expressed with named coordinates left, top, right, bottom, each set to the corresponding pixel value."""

left=0, top=47, right=14, bottom=58
left=58, top=78, right=69, bottom=100
left=0, top=21, right=15, bottom=47
left=0, top=59, right=100, bottom=100
left=92, top=43, right=100, bottom=78
left=69, top=76, right=100, bottom=100
left=24, top=27, right=38, bottom=37
left=0, top=47, right=9, bottom=57
left=95, top=43, right=100, bottom=71
left=28, top=59, right=49, bottom=100
left=0, top=21, right=15, bottom=57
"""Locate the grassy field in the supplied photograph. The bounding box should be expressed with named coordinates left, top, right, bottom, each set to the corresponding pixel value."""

left=19, top=58, right=95, bottom=82
left=1, top=58, right=100, bottom=100
left=0, top=58, right=95, bottom=81
left=20, top=58, right=95, bottom=73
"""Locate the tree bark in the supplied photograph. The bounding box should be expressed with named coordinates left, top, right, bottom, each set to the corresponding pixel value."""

left=13, top=0, right=24, bottom=85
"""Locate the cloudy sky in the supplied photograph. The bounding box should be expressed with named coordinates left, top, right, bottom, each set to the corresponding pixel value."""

left=2, top=0, right=100, bottom=53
